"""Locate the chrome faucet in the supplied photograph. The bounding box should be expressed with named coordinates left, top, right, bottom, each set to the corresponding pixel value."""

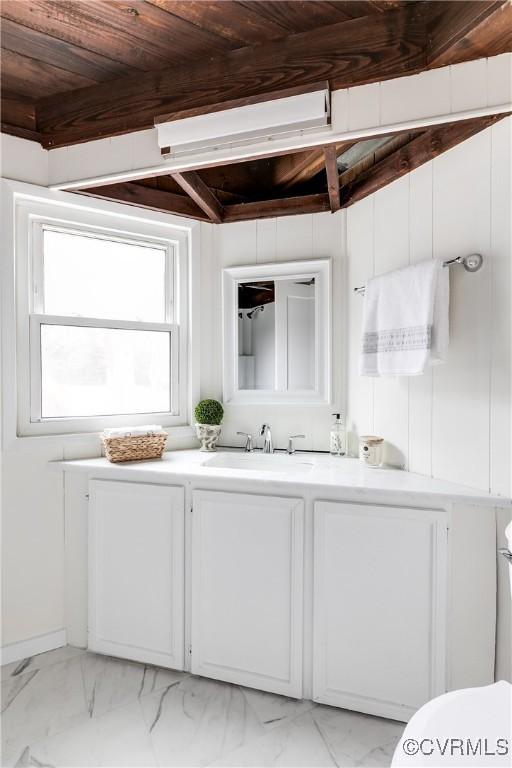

left=260, top=424, right=273, bottom=454
left=237, top=431, right=254, bottom=452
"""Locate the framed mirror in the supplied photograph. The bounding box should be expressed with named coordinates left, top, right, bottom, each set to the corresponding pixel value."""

left=222, top=259, right=331, bottom=404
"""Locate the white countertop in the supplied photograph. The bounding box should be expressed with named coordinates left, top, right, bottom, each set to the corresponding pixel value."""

left=52, top=449, right=511, bottom=509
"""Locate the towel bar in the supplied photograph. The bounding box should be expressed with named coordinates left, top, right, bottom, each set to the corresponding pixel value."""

left=353, top=253, right=483, bottom=295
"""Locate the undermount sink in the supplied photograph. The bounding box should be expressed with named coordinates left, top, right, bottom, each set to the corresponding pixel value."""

left=202, top=452, right=314, bottom=475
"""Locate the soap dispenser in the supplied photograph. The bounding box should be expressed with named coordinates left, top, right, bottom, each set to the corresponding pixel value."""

left=330, top=413, right=347, bottom=457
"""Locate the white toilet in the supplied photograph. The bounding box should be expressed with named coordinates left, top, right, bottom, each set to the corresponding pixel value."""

left=392, top=523, right=512, bottom=767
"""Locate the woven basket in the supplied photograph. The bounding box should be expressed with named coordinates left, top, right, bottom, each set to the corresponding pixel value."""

left=102, top=432, right=167, bottom=463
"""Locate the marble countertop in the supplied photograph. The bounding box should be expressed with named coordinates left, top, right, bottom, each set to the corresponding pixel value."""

left=51, top=449, right=511, bottom=509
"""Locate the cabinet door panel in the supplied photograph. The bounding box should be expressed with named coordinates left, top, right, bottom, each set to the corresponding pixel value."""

left=89, top=480, right=184, bottom=669
left=313, top=502, right=447, bottom=721
left=191, top=490, right=303, bottom=697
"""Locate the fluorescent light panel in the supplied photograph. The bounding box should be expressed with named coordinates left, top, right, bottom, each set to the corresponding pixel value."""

left=156, top=89, right=330, bottom=157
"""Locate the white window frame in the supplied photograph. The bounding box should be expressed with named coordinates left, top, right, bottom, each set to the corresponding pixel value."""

left=14, top=195, right=192, bottom=437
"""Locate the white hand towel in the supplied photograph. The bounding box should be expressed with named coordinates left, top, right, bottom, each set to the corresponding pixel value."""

left=103, top=425, right=163, bottom=438
left=360, top=258, right=449, bottom=377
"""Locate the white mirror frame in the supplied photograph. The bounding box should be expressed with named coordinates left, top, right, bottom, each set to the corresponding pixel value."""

left=222, top=258, right=331, bottom=404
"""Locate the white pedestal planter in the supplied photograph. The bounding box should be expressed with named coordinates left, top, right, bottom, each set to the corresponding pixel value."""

left=196, top=424, right=222, bottom=452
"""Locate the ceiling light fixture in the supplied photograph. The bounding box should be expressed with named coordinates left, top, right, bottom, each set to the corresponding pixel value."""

left=155, top=83, right=331, bottom=159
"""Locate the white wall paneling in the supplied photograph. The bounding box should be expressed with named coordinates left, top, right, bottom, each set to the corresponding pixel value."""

left=0, top=134, right=49, bottom=186
left=487, top=53, right=512, bottom=107
left=346, top=117, right=512, bottom=681
left=64, top=468, right=92, bottom=648
left=1, top=446, right=65, bottom=647
left=431, top=129, right=492, bottom=490
left=379, top=68, right=451, bottom=126
left=202, top=211, right=344, bottom=450
left=372, top=177, right=410, bottom=469
left=489, top=117, right=512, bottom=497
left=216, top=219, right=257, bottom=267
left=450, top=59, right=488, bottom=114
left=346, top=196, right=374, bottom=457
left=489, top=116, right=512, bottom=684
left=408, top=163, right=434, bottom=477
left=346, top=82, right=380, bottom=132
left=276, top=213, right=314, bottom=261
left=198, top=221, right=220, bottom=403
left=346, top=120, right=511, bottom=490
left=255, top=218, right=277, bottom=263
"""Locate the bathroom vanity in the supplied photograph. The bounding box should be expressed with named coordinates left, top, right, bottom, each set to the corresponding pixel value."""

left=54, top=450, right=508, bottom=723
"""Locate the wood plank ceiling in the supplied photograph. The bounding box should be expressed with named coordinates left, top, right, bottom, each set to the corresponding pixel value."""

left=1, top=1, right=511, bottom=222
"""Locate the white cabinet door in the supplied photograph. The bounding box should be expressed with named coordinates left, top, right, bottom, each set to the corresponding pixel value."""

left=191, top=490, right=304, bottom=697
left=89, top=480, right=185, bottom=670
left=313, top=501, right=447, bottom=721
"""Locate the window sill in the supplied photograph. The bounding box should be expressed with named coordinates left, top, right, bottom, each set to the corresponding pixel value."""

left=5, top=425, right=197, bottom=453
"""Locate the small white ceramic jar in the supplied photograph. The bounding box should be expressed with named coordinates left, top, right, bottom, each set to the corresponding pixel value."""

left=359, top=435, right=384, bottom=467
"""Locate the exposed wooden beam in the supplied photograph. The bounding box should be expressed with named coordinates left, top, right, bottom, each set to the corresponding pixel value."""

left=77, top=181, right=210, bottom=221
left=1, top=91, right=40, bottom=142
left=341, top=113, right=507, bottom=209
left=35, top=6, right=426, bottom=148
left=223, top=193, right=331, bottom=222
left=135, top=174, right=246, bottom=205
left=78, top=180, right=331, bottom=222
left=74, top=114, right=507, bottom=224
left=171, top=171, right=225, bottom=223
left=324, top=145, right=341, bottom=212
left=0, top=122, right=41, bottom=143
left=427, top=0, right=511, bottom=68
left=271, top=141, right=355, bottom=190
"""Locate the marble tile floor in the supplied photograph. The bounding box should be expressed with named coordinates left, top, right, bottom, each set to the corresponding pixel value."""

left=1, top=647, right=405, bottom=768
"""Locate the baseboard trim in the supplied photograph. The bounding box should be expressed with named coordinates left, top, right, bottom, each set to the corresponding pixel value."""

left=1, top=629, right=67, bottom=666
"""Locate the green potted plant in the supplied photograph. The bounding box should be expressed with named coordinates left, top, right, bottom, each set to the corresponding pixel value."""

left=195, top=399, right=224, bottom=452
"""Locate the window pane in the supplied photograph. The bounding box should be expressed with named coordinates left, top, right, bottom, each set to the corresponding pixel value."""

left=42, top=229, right=168, bottom=322
left=40, top=325, right=171, bottom=418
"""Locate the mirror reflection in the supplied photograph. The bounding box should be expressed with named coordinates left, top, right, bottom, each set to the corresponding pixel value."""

left=237, top=277, right=315, bottom=391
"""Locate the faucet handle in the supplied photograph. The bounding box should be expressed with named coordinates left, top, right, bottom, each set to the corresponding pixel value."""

left=236, top=431, right=254, bottom=452
left=287, top=434, right=306, bottom=454
left=260, top=423, right=270, bottom=435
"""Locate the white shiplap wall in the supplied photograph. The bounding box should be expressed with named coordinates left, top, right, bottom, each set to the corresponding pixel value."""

left=345, top=117, right=512, bottom=682
left=346, top=118, right=511, bottom=492
left=199, top=211, right=347, bottom=452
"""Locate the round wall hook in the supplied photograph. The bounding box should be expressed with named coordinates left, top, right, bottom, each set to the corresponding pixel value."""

left=462, top=253, right=483, bottom=273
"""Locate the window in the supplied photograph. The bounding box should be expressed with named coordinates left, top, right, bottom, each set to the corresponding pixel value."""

left=15, top=198, right=191, bottom=437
